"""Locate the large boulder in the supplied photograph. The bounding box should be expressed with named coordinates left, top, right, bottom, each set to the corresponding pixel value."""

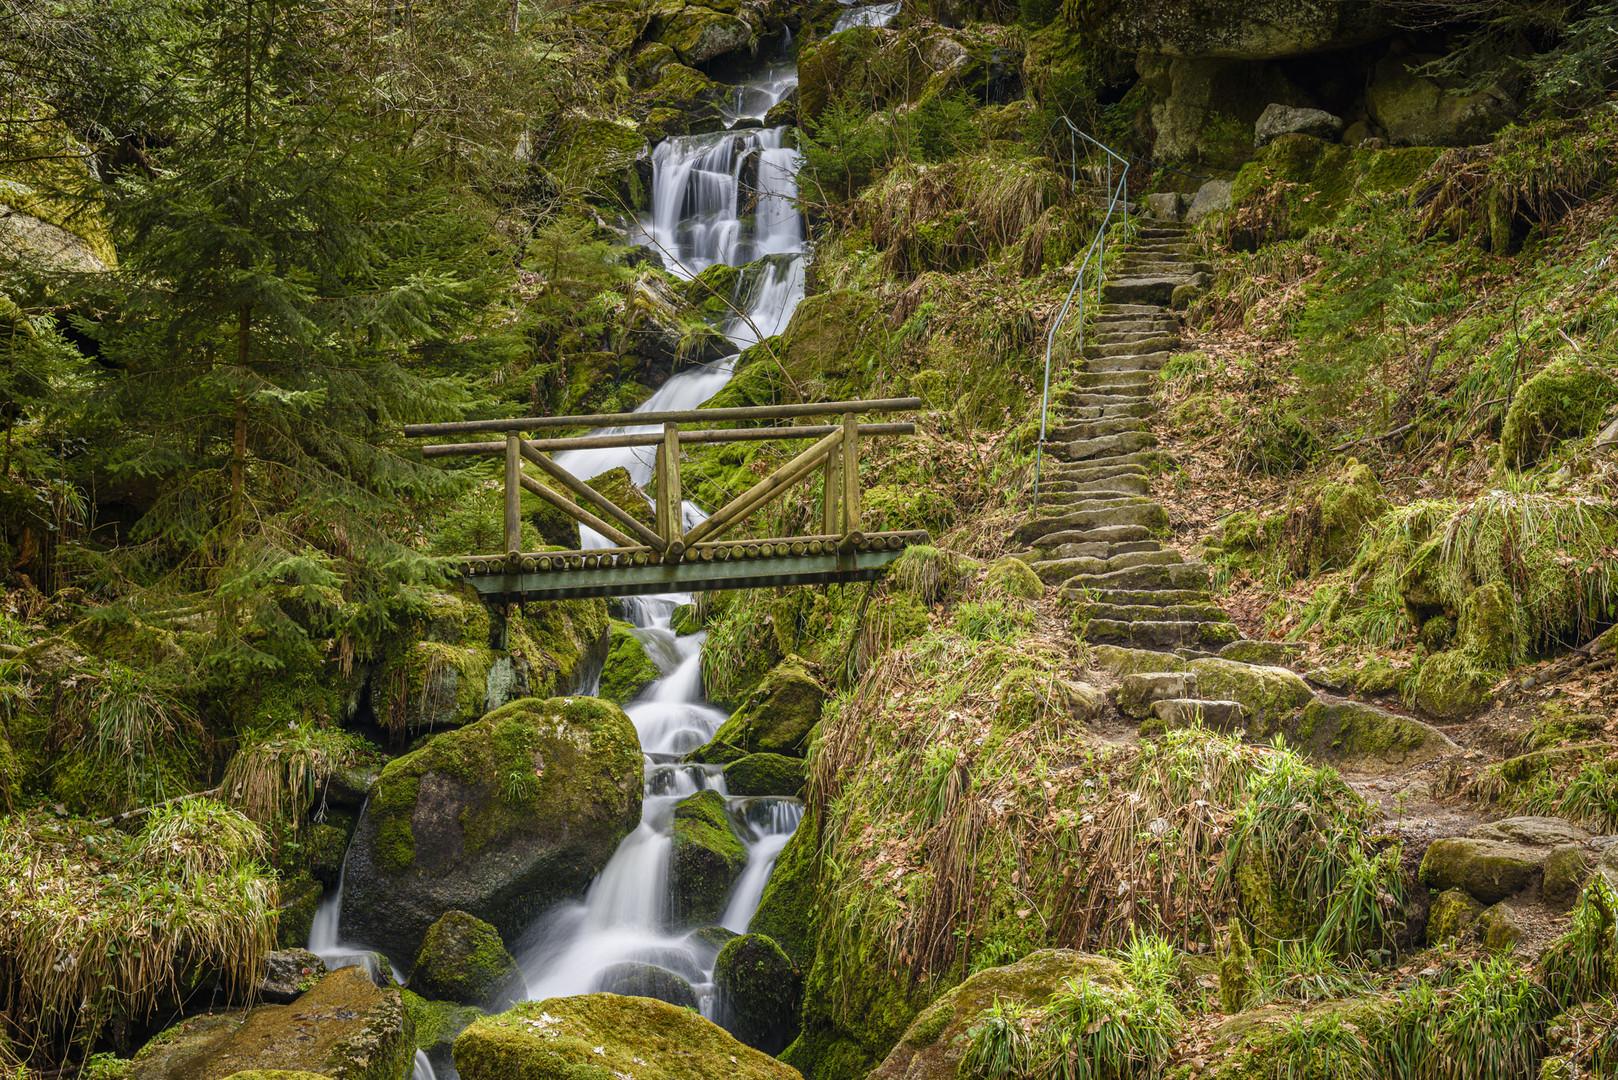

left=452, top=995, right=801, bottom=1079
left=1096, top=0, right=1385, bottom=58
left=600, top=622, right=663, bottom=705
left=342, top=697, right=642, bottom=962
left=1468, top=817, right=1591, bottom=847
left=1284, top=698, right=1456, bottom=771
left=1253, top=104, right=1344, bottom=148
left=714, top=934, right=801, bottom=1055
left=1141, top=54, right=1317, bottom=166
left=722, top=753, right=806, bottom=796
left=596, top=962, right=699, bottom=1008
left=1185, top=657, right=1315, bottom=735
left=689, top=656, right=827, bottom=763
left=869, top=950, right=1127, bottom=1080
left=669, top=790, right=748, bottom=926
left=657, top=5, right=758, bottom=67
left=1367, top=55, right=1518, bottom=147
left=131, top=966, right=413, bottom=1080
left=410, top=910, right=525, bottom=1011
left=1419, top=837, right=1545, bottom=904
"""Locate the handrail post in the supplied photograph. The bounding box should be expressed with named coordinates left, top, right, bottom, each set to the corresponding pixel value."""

left=822, top=439, right=841, bottom=535
left=662, top=422, right=684, bottom=559
left=841, top=412, right=861, bottom=548
left=504, top=433, right=522, bottom=558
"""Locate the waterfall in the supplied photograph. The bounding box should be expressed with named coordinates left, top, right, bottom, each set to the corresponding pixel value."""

left=832, top=1, right=901, bottom=32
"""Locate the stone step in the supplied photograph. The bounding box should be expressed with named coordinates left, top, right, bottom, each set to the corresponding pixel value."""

left=1050, top=430, right=1157, bottom=462
left=1049, top=417, right=1146, bottom=439
left=1151, top=698, right=1248, bottom=728
left=1114, top=260, right=1205, bottom=277
left=1086, top=351, right=1171, bottom=373
left=1063, top=401, right=1152, bottom=420
left=1134, top=225, right=1190, bottom=237
left=1102, top=277, right=1184, bottom=306
left=1097, top=303, right=1164, bottom=316
left=1037, top=491, right=1139, bottom=513
left=1089, top=325, right=1178, bottom=341
left=1014, top=500, right=1168, bottom=545
left=1082, top=619, right=1241, bottom=650
left=1032, top=548, right=1183, bottom=585
left=1030, top=524, right=1152, bottom=550
left=1086, top=335, right=1183, bottom=357
left=1040, top=473, right=1149, bottom=496
left=1054, top=559, right=1210, bottom=594
left=1041, top=453, right=1159, bottom=481
left=1076, top=370, right=1154, bottom=390
left=1074, top=601, right=1231, bottom=623
left=1063, top=393, right=1152, bottom=409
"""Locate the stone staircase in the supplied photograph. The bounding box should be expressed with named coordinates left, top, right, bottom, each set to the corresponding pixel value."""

left=1015, top=219, right=1240, bottom=658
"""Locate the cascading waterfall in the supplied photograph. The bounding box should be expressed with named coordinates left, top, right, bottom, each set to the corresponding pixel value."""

left=832, top=0, right=901, bottom=32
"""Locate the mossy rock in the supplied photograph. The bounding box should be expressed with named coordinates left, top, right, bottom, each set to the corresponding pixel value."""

left=680, top=262, right=742, bottom=320
left=669, top=789, right=748, bottom=927
left=1298, top=462, right=1389, bottom=576
left=1233, top=845, right=1310, bottom=942
left=543, top=115, right=649, bottom=210
left=452, top=994, right=800, bottom=1079
left=342, top=697, right=642, bottom=963
left=797, top=28, right=884, bottom=121
left=722, top=753, right=806, bottom=797
left=1219, top=921, right=1256, bottom=1014
left=599, top=622, right=662, bottom=705
left=638, top=64, right=729, bottom=138
left=1542, top=844, right=1591, bottom=907
left=132, top=967, right=413, bottom=1080
left=597, top=962, right=698, bottom=1008
left=276, top=874, right=325, bottom=950
left=402, top=990, right=484, bottom=1076
left=306, top=822, right=352, bottom=888
left=867, top=950, right=1125, bottom=1080
left=748, top=822, right=818, bottom=967
left=1500, top=357, right=1618, bottom=467
left=1185, top=657, right=1315, bottom=736
left=1226, top=135, right=1444, bottom=243
left=714, top=934, right=801, bottom=1054
left=1426, top=888, right=1483, bottom=945
left=1476, top=902, right=1522, bottom=952
left=982, top=557, right=1044, bottom=600
left=1419, top=837, right=1544, bottom=905
left=689, top=656, right=827, bottom=763
left=1196, top=996, right=1392, bottom=1080
left=1091, top=645, right=1188, bottom=676
left=656, top=5, right=756, bottom=66
left=506, top=600, right=612, bottom=701
left=1460, top=581, right=1519, bottom=669
left=410, top=910, right=525, bottom=1010
left=1412, top=650, right=1496, bottom=721
left=776, top=289, right=883, bottom=384
left=783, top=927, right=925, bottom=1080
left=1284, top=698, right=1454, bottom=771
left=861, top=485, right=956, bottom=535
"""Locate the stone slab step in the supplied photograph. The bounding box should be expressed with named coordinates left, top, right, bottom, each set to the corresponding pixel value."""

left=1086, top=336, right=1183, bottom=358
left=1041, top=473, right=1149, bottom=496
left=1087, top=351, right=1172, bottom=374
left=1050, top=417, right=1146, bottom=439
left=1079, top=587, right=1213, bottom=607
left=1050, top=430, right=1157, bottom=461
left=1083, top=619, right=1241, bottom=649
left=1014, top=501, right=1168, bottom=545
left=1073, top=601, right=1232, bottom=623
left=1031, top=524, right=1151, bottom=549
left=1038, top=491, right=1139, bottom=513
left=1063, top=401, right=1152, bottom=420
left=1097, top=303, right=1164, bottom=316
left=1076, top=371, right=1154, bottom=390
left=1103, top=278, right=1184, bottom=306
left=1151, top=698, right=1248, bottom=728
left=1055, top=560, right=1210, bottom=593
left=1041, top=538, right=1163, bottom=561
left=1064, top=393, right=1152, bottom=409
left=1042, top=454, right=1159, bottom=481
left=1032, top=548, right=1183, bottom=585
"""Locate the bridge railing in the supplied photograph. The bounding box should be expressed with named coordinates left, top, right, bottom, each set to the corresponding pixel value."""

left=405, top=398, right=923, bottom=578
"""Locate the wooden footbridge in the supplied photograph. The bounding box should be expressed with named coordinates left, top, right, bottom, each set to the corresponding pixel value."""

left=404, top=398, right=928, bottom=602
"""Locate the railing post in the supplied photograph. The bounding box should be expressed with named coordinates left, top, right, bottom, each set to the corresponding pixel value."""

left=662, top=422, right=684, bottom=559
left=821, top=439, right=841, bottom=535
left=841, top=412, right=860, bottom=544
left=504, top=433, right=522, bottom=558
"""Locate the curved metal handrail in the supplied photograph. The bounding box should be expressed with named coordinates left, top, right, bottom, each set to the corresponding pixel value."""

left=1032, top=120, right=1133, bottom=510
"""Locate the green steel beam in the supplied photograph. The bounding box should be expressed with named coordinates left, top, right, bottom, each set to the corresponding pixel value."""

left=463, top=546, right=910, bottom=601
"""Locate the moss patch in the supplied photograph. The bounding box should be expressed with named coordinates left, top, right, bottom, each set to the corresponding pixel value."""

left=689, top=655, right=827, bottom=763
left=714, top=934, right=801, bottom=1055
left=669, top=789, right=748, bottom=927
left=599, top=622, right=662, bottom=705
left=722, top=753, right=805, bottom=797
left=410, top=910, right=524, bottom=1010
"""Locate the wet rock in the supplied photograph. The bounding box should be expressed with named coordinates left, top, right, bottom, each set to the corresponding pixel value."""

left=1427, top=888, right=1483, bottom=945
left=714, top=934, right=801, bottom=1054
left=1419, top=837, right=1545, bottom=905
left=1543, top=844, right=1592, bottom=907
left=1284, top=698, right=1456, bottom=771
left=688, top=655, right=827, bottom=763
left=1253, top=104, right=1344, bottom=148
left=341, top=697, right=642, bottom=963
left=403, top=991, right=484, bottom=1077
left=131, top=966, right=413, bottom=1080
left=722, top=753, right=806, bottom=797
left=626, top=274, right=735, bottom=374
left=868, top=950, right=1127, bottom=1080
left=597, top=962, right=700, bottom=1009
left=1367, top=54, right=1518, bottom=147
left=454, top=994, right=800, bottom=1079
left=748, top=825, right=816, bottom=967
left=669, top=790, right=748, bottom=926
left=1116, top=672, right=1198, bottom=719
left=600, top=622, right=662, bottom=705
left=261, top=949, right=327, bottom=1004
left=1469, top=817, right=1592, bottom=847
left=276, top=874, right=325, bottom=950
left=410, top=910, right=525, bottom=1011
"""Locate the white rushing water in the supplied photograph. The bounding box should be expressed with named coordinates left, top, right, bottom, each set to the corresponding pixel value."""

left=832, top=0, right=900, bottom=32
left=312, top=53, right=809, bottom=1077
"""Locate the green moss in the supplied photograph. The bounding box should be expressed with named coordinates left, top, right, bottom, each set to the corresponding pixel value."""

left=453, top=994, right=799, bottom=1079
left=1460, top=581, right=1518, bottom=668
left=861, top=485, right=956, bottom=535
left=749, top=822, right=818, bottom=968
left=689, top=656, right=827, bottom=763
left=722, top=753, right=805, bottom=797
left=504, top=598, right=611, bottom=699
left=276, top=874, right=325, bottom=949
left=599, top=622, right=662, bottom=705
left=545, top=116, right=648, bottom=209
left=1427, top=888, right=1484, bottom=945
left=776, top=289, right=884, bottom=384
left=1185, top=658, right=1315, bottom=736
left=1500, top=357, right=1618, bottom=467
left=982, top=557, right=1044, bottom=600
left=1413, top=649, right=1496, bottom=720
left=1284, top=699, right=1447, bottom=769
left=410, top=910, right=524, bottom=1010
left=402, top=991, right=487, bottom=1068
left=1233, top=846, right=1309, bottom=943
left=1227, top=138, right=1445, bottom=242
left=714, top=934, right=801, bottom=1054
left=1091, top=645, right=1188, bottom=676
left=681, top=263, right=741, bottom=320
left=669, top=790, right=748, bottom=926
left=1219, top=921, right=1255, bottom=1014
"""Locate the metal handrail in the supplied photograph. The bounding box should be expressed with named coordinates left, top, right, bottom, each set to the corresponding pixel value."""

left=1032, top=120, right=1132, bottom=510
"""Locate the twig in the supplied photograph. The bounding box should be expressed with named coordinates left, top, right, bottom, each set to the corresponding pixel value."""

left=93, top=786, right=223, bottom=828
left=1330, top=420, right=1418, bottom=453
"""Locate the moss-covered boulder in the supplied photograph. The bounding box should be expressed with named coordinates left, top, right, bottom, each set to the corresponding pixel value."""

left=1093, top=0, right=1385, bottom=59
left=1284, top=698, right=1456, bottom=771
left=599, top=622, right=662, bottom=705
left=596, top=962, right=699, bottom=1008
left=775, top=289, right=883, bottom=384
left=1092, top=645, right=1188, bottom=676
left=689, top=656, right=827, bottom=763
left=1543, top=844, right=1591, bottom=907
left=1500, top=357, right=1618, bottom=467
left=1185, top=657, right=1315, bottom=735
left=868, top=950, right=1125, bottom=1080
left=638, top=63, right=730, bottom=139
left=403, top=991, right=484, bottom=1077
left=410, top=910, right=525, bottom=1010
left=657, top=5, right=757, bottom=66
left=722, top=753, right=805, bottom=796
left=277, top=874, right=325, bottom=950
left=669, top=790, right=748, bottom=926
left=748, top=823, right=817, bottom=967
left=1367, top=54, right=1518, bottom=147
left=452, top=994, right=800, bottom=1079
left=1224, top=135, right=1443, bottom=244
left=1420, top=837, right=1545, bottom=905
left=982, top=556, right=1044, bottom=600
left=342, top=697, right=642, bottom=962
left=132, top=966, right=413, bottom=1080
left=715, top=934, right=801, bottom=1055
left=1413, top=650, right=1496, bottom=721
left=1427, top=888, right=1483, bottom=945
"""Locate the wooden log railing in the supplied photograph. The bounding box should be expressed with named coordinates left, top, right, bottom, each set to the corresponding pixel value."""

left=406, top=398, right=922, bottom=575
